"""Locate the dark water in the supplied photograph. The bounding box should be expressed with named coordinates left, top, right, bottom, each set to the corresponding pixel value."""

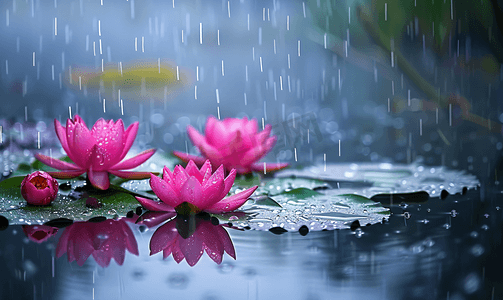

left=0, top=185, right=501, bottom=300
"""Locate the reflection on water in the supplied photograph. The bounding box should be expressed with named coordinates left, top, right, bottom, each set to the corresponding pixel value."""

left=148, top=213, right=236, bottom=266
left=0, top=187, right=502, bottom=299
left=55, top=218, right=139, bottom=268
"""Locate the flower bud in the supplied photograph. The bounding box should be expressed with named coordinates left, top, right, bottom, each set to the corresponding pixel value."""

left=21, top=171, right=59, bottom=205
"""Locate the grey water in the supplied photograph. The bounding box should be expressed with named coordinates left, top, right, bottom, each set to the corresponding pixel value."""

left=0, top=186, right=502, bottom=300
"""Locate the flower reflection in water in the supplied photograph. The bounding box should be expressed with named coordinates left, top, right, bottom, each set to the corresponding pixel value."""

left=22, top=225, right=58, bottom=243
left=56, top=218, right=139, bottom=268
left=146, top=213, right=236, bottom=266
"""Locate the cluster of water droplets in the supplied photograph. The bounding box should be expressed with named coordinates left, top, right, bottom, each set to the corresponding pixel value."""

left=227, top=192, right=389, bottom=232
left=276, top=162, right=480, bottom=198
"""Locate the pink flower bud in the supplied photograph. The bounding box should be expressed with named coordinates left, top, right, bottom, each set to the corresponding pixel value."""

left=22, top=225, right=59, bottom=243
left=21, top=171, right=59, bottom=205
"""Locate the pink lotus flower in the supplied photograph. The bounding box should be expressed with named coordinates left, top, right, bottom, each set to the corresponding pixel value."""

left=21, top=171, right=59, bottom=205
left=56, top=219, right=138, bottom=267
left=173, top=116, right=289, bottom=174
left=22, top=225, right=59, bottom=243
left=35, top=115, right=156, bottom=190
left=150, top=215, right=236, bottom=266
left=135, top=160, right=258, bottom=214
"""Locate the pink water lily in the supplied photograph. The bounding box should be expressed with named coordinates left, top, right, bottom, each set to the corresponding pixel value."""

left=135, top=160, right=258, bottom=214
left=35, top=115, right=155, bottom=190
left=173, top=116, right=289, bottom=174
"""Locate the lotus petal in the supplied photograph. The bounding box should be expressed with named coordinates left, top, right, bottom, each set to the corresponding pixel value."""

left=88, top=166, right=110, bottom=190
left=150, top=174, right=182, bottom=207
left=118, top=122, right=139, bottom=161
left=108, top=170, right=153, bottom=180
left=34, top=154, right=81, bottom=170
left=111, top=148, right=156, bottom=171
left=251, top=162, right=290, bottom=173
left=135, top=196, right=176, bottom=212
left=47, top=170, right=86, bottom=179
left=205, top=186, right=258, bottom=213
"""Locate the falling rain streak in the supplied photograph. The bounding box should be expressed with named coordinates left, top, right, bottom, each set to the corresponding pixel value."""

left=449, top=104, right=452, bottom=126
left=199, top=23, right=203, bottom=44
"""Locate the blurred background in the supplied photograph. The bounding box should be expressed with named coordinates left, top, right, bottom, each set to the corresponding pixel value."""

left=0, top=0, right=502, bottom=182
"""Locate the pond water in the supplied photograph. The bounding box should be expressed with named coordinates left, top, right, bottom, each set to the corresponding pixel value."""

left=0, top=185, right=502, bottom=300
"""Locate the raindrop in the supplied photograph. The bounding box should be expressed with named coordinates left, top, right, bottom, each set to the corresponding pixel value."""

left=132, top=269, right=146, bottom=281
left=96, top=233, right=109, bottom=240
left=412, top=245, right=424, bottom=254
left=422, top=238, right=434, bottom=247
left=217, top=262, right=234, bottom=274
left=399, top=202, right=409, bottom=209
left=463, top=273, right=480, bottom=294
left=354, top=228, right=364, bottom=238
left=167, top=273, right=189, bottom=289
left=470, top=244, right=484, bottom=257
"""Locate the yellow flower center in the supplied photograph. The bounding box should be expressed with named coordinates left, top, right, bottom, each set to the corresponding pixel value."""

left=29, top=175, right=49, bottom=190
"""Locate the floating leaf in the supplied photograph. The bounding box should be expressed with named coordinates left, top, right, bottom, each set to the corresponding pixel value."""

left=247, top=195, right=282, bottom=209
left=232, top=173, right=262, bottom=188
left=0, top=176, right=141, bottom=225
left=234, top=190, right=390, bottom=232
left=370, top=191, right=430, bottom=204
left=13, top=163, right=32, bottom=176
left=276, top=163, right=479, bottom=198
left=336, top=194, right=379, bottom=205
left=231, top=176, right=327, bottom=196
left=281, top=188, right=321, bottom=199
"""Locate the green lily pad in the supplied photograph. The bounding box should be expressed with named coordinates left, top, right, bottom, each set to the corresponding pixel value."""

left=248, top=195, right=282, bottom=208
left=235, top=191, right=390, bottom=232
left=232, top=173, right=262, bottom=188
left=13, top=163, right=32, bottom=176
left=0, top=176, right=142, bottom=225
left=281, top=188, right=322, bottom=199
left=336, top=194, right=379, bottom=205
left=231, top=176, right=328, bottom=196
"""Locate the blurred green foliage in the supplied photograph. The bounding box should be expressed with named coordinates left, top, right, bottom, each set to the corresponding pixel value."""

left=308, top=0, right=497, bottom=57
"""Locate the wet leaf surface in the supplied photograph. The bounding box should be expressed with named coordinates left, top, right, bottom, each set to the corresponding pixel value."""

left=277, top=163, right=479, bottom=198
left=0, top=176, right=141, bottom=225
left=2, top=160, right=482, bottom=231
